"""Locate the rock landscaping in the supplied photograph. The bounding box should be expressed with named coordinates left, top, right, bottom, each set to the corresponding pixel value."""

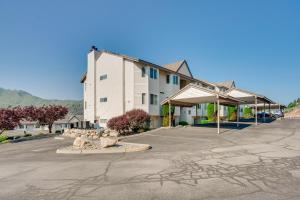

left=62, top=128, right=119, bottom=139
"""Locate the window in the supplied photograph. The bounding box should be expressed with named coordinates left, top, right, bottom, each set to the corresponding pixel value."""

left=142, top=93, right=146, bottom=104
left=173, top=75, right=179, bottom=85
left=150, top=68, right=157, bottom=79
left=84, top=101, right=87, bottom=109
left=188, top=110, right=191, bottom=115
left=100, top=74, right=107, bottom=80
left=100, top=97, right=107, bottom=102
left=150, top=94, right=158, bottom=105
left=142, top=67, right=146, bottom=77
left=166, top=75, right=170, bottom=84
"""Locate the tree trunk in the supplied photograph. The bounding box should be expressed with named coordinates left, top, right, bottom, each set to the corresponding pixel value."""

left=48, top=123, right=53, bottom=133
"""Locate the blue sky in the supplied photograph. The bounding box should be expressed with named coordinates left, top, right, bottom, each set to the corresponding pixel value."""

left=0, top=0, right=299, bottom=104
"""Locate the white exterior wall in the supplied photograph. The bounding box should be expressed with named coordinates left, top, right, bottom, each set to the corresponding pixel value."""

left=95, top=53, right=124, bottom=127
left=133, top=63, right=149, bottom=112
left=83, top=51, right=97, bottom=122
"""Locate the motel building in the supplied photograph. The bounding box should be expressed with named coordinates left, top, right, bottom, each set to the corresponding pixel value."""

left=81, top=46, right=280, bottom=133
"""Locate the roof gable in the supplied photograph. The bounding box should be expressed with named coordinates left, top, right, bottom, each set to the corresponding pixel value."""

left=163, top=60, right=193, bottom=78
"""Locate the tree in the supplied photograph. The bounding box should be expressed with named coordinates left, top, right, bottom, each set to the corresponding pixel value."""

left=0, top=107, right=24, bottom=134
left=24, top=105, right=68, bottom=133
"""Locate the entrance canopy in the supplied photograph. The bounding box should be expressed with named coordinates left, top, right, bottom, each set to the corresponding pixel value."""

left=161, top=83, right=245, bottom=134
left=225, top=88, right=274, bottom=104
left=161, top=83, right=244, bottom=107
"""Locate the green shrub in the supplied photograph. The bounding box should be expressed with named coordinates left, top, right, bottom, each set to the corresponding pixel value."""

left=179, top=121, right=188, bottom=126
left=161, top=105, right=175, bottom=127
left=0, top=135, right=8, bottom=143
left=162, top=116, right=169, bottom=127
left=243, top=107, right=253, bottom=119
left=207, top=103, right=216, bottom=121
left=228, top=106, right=237, bottom=121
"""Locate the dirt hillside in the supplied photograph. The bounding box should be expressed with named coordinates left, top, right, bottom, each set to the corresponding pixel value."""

left=285, top=105, right=300, bottom=118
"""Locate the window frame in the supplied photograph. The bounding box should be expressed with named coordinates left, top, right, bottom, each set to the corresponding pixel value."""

left=142, top=67, right=146, bottom=77
left=173, top=75, right=179, bottom=85
left=100, top=74, right=107, bottom=81
left=100, top=97, right=108, bottom=102
left=142, top=93, right=146, bottom=104
left=150, top=94, right=158, bottom=105
left=166, top=75, right=170, bottom=84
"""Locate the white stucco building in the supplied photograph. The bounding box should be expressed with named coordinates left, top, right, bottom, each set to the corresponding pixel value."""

left=81, top=47, right=237, bottom=128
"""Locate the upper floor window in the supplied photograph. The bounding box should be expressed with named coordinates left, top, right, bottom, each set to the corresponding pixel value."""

left=166, top=75, right=170, bottom=84
left=84, top=101, right=87, bottom=109
left=150, top=68, right=157, bottom=79
left=150, top=94, right=158, bottom=105
left=100, top=97, right=107, bottom=102
left=142, top=67, right=146, bottom=77
left=100, top=74, right=107, bottom=81
left=142, top=93, right=146, bottom=104
left=173, top=75, right=179, bottom=85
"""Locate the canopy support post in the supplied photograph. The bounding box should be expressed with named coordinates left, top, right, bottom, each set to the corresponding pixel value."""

left=255, top=96, right=258, bottom=125
left=263, top=102, right=266, bottom=122
left=269, top=103, right=271, bottom=118
left=217, top=96, right=220, bottom=134
left=168, top=101, right=171, bottom=128
left=237, top=103, right=239, bottom=128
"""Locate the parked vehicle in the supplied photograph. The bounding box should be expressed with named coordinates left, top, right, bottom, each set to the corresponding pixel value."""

left=273, top=110, right=284, bottom=119
left=256, top=112, right=270, bottom=119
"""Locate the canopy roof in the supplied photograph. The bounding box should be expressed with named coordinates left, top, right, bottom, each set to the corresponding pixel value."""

left=247, top=103, right=286, bottom=110
left=225, top=88, right=274, bottom=104
left=161, top=83, right=244, bottom=107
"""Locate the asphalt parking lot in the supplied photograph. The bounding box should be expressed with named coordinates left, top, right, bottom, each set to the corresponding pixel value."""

left=1, top=119, right=300, bottom=200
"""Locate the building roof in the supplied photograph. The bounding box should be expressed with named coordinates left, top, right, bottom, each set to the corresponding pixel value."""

left=216, top=80, right=236, bottom=89
left=164, top=60, right=185, bottom=72
left=225, top=87, right=274, bottom=104
left=80, top=50, right=213, bottom=87
left=161, top=83, right=244, bottom=107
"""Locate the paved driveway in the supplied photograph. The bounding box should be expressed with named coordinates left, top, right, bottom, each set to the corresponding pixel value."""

left=1, top=119, right=300, bottom=200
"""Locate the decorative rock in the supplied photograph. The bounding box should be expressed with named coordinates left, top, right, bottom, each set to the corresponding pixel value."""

left=73, top=137, right=82, bottom=148
left=102, top=133, right=109, bottom=137
left=100, top=136, right=118, bottom=148
left=104, top=129, right=110, bottom=134
left=109, top=130, right=119, bottom=137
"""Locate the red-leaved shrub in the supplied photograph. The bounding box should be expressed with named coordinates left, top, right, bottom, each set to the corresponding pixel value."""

left=126, top=109, right=150, bottom=132
left=107, top=109, right=150, bottom=133
left=107, top=115, right=129, bottom=134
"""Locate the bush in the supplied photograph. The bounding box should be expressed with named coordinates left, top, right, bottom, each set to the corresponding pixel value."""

left=126, top=109, right=150, bottom=132
left=107, top=115, right=129, bottom=134
left=179, top=121, right=189, bottom=126
left=243, top=107, right=253, bottom=119
left=228, top=106, right=237, bottom=121
left=107, top=109, right=150, bottom=134
left=0, top=135, right=8, bottom=143
left=162, top=116, right=169, bottom=127
left=207, top=103, right=216, bottom=121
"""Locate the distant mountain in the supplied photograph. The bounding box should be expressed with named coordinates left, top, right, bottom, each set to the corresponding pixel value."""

left=0, top=87, right=83, bottom=115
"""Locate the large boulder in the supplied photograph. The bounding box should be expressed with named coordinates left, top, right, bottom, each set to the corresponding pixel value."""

left=73, top=136, right=100, bottom=149
left=100, top=136, right=118, bottom=148
left=73, top=137, right=82, bottom=148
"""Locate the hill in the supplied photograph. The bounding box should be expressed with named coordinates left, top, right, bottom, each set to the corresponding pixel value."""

left=0, top=87, right=83, bottom=115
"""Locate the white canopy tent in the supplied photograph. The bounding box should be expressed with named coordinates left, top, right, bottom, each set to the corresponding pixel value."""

left=161, top=84, right=244, bottom=134
left=225, top=88, right=274, bottom=124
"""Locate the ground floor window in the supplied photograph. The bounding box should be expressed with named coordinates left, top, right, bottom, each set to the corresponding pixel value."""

left=150, top=94, right=158, bottom=105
